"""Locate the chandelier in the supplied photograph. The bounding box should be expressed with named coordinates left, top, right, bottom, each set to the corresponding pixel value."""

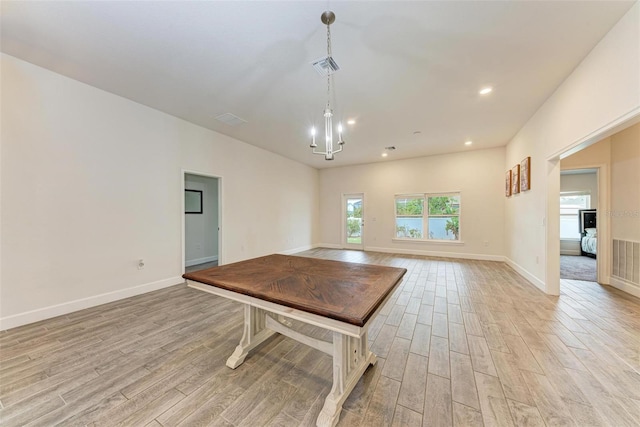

left=309, top=11, right=344, bottom=160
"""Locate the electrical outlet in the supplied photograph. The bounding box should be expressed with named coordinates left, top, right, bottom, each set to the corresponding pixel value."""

left=535, top=256, right=539, bottom=264
left=138, top=259, right=145, bottom=270
left=483, top=240, right=489, bottom=247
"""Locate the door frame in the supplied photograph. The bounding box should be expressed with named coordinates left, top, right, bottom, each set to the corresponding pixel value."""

left=342, top=193, right=364, bottom=250
left=182, top=170, right=223, bottom=273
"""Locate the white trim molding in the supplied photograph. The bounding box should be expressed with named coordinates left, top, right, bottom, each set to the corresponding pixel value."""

left=0, top=276, right=184, bottom=331
left=609, top=277, right=640, bottom=298
left=185, top=255, right=218, bottom=267
left=314, top=243, right=343, bottom=250
left=505, top=257, right=546, bottom=293
left=365, top=246, right=505, bottom=262
left=278, top=244, right=317, bottom=255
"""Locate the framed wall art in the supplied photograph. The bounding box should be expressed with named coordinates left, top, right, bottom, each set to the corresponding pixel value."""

left=520, top=156, right=531, bottom=191
left=505, top=170, right=512, bottom=197
left=511, top=164, right=520, bottom=195
left=185, top=189, right=203, bottom=214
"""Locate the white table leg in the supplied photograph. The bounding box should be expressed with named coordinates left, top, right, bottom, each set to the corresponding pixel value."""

left=226, top=304, right=276, bottom=369
left=316, top=331, right=376, bottom=427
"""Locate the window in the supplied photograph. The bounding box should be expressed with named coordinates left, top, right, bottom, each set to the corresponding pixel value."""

left=560, top=192, right=590, bottom=239
left=395, top=193, right=460, bottom=241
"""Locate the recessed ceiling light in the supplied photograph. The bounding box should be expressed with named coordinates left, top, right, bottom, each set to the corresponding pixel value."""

left=479, top=87, right=493, bottom=95
left=382, top=153, right=388, bottom=157
left=347, top=119, right=356, bottom=125
left=465, top=140, right=473, bottom=146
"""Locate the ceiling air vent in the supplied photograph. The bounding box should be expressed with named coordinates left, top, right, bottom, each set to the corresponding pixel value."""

left=215, top=113, right=247, bottom=126
left=311, top=56, right=340, bottom=76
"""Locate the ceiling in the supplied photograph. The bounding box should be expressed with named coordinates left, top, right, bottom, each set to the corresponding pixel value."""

left=1, top=1, right=635, bottom=169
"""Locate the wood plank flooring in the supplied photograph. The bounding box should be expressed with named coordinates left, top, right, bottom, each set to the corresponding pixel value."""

left=1, top=248, right=639, bottom=426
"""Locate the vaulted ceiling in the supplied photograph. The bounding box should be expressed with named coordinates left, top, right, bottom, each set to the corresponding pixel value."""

left=1, top=1, right=635, bottom=168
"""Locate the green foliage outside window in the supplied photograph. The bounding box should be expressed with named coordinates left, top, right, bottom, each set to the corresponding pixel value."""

left=395, top=194, right=461, bottom=240
left=428, top=196, right=460, bottom=215
left=396, top=198, right=423, bottom=215
left=396, top=225, right=422, bottom=238
left=445, top=217, right=459, bottom=239
left=347, top=219, right=361, bottom=237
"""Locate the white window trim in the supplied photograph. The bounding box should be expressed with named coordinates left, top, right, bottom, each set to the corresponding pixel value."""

left=394, top=192, right=462, bottom=243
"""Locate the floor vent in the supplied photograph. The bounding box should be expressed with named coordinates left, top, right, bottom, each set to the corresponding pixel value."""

left=612, top=239, right=640, bottom=285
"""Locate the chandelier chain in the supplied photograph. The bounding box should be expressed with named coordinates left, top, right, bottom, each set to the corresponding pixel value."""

left=326, top=22, right=331, bottom=105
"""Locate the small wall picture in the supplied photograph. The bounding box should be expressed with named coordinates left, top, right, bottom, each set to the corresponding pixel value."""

left=185, top=189, right=203, bottom=214
left=511, top=164, right=520, bottom=195
left=505, top=170, right=512, bottom=197
left=520, top=156, right=531, bottom=191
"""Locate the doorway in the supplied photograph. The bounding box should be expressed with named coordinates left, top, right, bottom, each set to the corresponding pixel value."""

left=183, top=172, right=221, bottom=273
left=559, top=168, right=598, bottom=282
left=343, top=193, right=364, bottom=250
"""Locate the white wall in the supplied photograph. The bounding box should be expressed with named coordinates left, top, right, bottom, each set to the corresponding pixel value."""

left=560, top=173, right=598, bottom=208
left=0, top=54, right=320, bottom=329
left=319, top=147, right=505, bottom=260
left=505, top=2, right=640, bottom=293
left=610, top=123, right=640, bottom=242
left=185, top=174, right=219, bottom=266
left=610, top=123, right=640, bottom=295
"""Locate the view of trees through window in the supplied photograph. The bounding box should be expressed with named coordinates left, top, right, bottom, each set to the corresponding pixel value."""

left=346, top=197, right=363, bottom=244
left=396, top=194, right=460, bottom=240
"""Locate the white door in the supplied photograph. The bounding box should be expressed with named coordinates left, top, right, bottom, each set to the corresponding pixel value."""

left=343, top=194, right=364, bottom=250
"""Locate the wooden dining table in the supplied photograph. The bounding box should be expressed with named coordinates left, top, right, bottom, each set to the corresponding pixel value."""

left=183, top=253, right=407, bottom=427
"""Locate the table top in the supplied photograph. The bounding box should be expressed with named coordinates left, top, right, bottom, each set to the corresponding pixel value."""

left=183, top=254, right=407, bottom=327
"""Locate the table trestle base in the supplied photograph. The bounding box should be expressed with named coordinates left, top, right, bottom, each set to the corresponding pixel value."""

left=228, top=304, right=375, bottom=427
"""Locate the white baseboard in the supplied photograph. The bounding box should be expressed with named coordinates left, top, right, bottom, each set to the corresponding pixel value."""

left=312, top=243, right=504, bottom=261
left=364, top=245, right=505, bottom=262
left=560, top=250, right=581, bottom=256
left=504, top=258, right=546, bottom=292
left=313, top=243, right=343, bottom=250
left=0, top=276, right=184, bottom=331
left=609, top=277, right=640, bottom=298
left=278, top=244, right=317, bottom=255
left=185, top=255, right=218, bottom=267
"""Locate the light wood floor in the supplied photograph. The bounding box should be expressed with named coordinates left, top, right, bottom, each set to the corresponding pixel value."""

left=1, top=249, right=639, bottom=426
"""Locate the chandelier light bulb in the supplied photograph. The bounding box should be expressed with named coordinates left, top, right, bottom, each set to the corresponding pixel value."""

left=310, top=127, right=317, bottom=147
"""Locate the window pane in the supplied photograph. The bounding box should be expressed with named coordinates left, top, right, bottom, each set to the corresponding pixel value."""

left=428, top=196, right=460, bottom=215
left=396, top=218, right=423, bottom=239
left=559, top=195, right=590, bottom=209
left=396, top=197, right=423, bottom=216
left=559, top=194, right=589, bottom=240
left=346, top=197, right=362, bottom=244
left=560, top=207, right=580, bottom=215
left=560, top=217, right=581, bottom=239
left=428, top=217, right=459, bottom=240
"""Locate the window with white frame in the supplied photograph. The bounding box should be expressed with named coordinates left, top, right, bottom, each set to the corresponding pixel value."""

left=560, top=191, right=590, bottom=239
left=395, top=193, right=460, bottom=241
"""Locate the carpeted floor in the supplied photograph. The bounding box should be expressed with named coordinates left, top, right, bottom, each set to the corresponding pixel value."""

left=560, top=255, right=597, bottom=282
